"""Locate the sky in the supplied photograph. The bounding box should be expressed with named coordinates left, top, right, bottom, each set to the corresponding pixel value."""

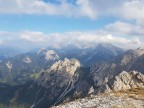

left=0, top=0, right=144, bottom=51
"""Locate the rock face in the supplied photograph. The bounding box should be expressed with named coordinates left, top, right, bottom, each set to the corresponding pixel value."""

left=90, top=48, right=144, bottom=91
left=37, top=58, right=80, bottom=89
left=45, top=50, right=59, bottom=61
left=112, top=71, right=144, bottom=91
left=23, top=56, right=32, bottom=63
left=37, top=49, right=59, bottom=61
left=53, top=66, right=144, bottom=108
left=35, top=58, right=81, bottom=107
left=97, top=71, right=144, bottom=93
left=6, top=61, right=13, bottom=70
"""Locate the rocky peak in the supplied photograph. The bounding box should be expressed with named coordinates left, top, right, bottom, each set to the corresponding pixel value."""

left=135, top=47, right=144, bottom=55
left=96, top=43, right=124, bottom=56
left=127, top=48, right=144, bottom=57
left=112, top=71, right=144, bottom=91
left=45, top=50, right=59, bottom=61
left=6, top=61, right=13, bottom=70
left=119, top=48, right=144, bottom=65
left=22, top=56, right=31, bottom=63
left=49, top=58, right=80, bottom=75
left=97, top=43, right=115, bottom=49
left=90, top=48, right=144, bottom=94
left=37, top=48, right=59, bottom=61
left=97, top=71, right=144, bottom=93
left=35, top=58, right=81, bottom=106
left=84, top=43, right=124, bottom=64
left=36, top=58, right=80, bottom=89
left=37, top=48, right=47, bottom=54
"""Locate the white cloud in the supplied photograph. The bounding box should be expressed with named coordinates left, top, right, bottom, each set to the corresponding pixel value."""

left=105, top=21, right=144, bottom=36
left=0, top=0, right=144, bottom=20
left=116, top=0, right=144, bottom=21
left=0, top=0, right=97, bottom=19
left=0, top=30, right=143, bottom=49
left=0, top=39, right=3, bottom=44
left=20, top=31, right=47, bottom=42
left=0, top=0, right=143, bottom=20
left=105, top=22, right=133, bottom=34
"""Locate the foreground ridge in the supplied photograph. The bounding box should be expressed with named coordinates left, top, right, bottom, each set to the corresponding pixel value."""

left=53, top=89, right=144, bottom=108
left=53, top=71, right=144, bottom=108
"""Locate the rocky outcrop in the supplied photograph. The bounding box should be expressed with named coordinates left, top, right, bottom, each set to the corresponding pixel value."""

left=54, top=67, right=144, bottom=108
left=37, top=58, right=80, bottom=88
left=112, top=71, right=144, bottom=91
left=6, top=61, right=13, bottom=70
left=37, top=49, right=59, bottom=61
left=53, top=89, right=144, bottom=108
left=23, top=56, right=32, bottom=63
left=118, top=48, right=144, bottom=67
left=90, top=48, right=144, bottom=91
left=35, top=58, right=81, bottom=107
left=97, top=71, right=144, bottom=93
left=45, top=50, right=59, bottom=61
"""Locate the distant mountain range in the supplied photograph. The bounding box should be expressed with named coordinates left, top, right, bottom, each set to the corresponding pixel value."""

left=0, top=46, right=26, bottom=61
left=0, top=43, right=124, bottom=84
left=0, top=43, right=143, bottom=108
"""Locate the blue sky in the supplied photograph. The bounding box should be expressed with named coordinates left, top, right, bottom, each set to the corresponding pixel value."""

left=0, top=0, right=144, bottom=50
left=0, top=15, right=116, bottom=33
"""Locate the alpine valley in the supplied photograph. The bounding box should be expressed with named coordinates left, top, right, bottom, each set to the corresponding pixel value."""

left=0, top=43, right=143, bottom=108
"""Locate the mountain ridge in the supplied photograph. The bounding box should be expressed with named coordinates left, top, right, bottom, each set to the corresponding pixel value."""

left=0, top=43, right=143, bottom=108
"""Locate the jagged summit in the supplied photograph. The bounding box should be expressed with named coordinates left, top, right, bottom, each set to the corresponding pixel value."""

left=124, top=47, right=144, bottom=57
left=22, top=56, right=32, bottom=63
left=97, top=43, right=117, bottom=49
left=37, top=48, right=48, bottom=54
left=37, top=58, right=80, bottom=88
left=84, top=43, right=124, bottom=64
left=116, top=48, right=144, bottom=66
left=97, top=71, right=144, bottom=93
left=34, top=58, right=81, bottom=107
left=37, top=48, right=59, bottom=60
left=90, top=48, right=144, bottom=94
left=48, top=58, right=80, bottom=75
left=45, top=50, right=59, bottom=61
left=95, top=43, right=124, bottom=56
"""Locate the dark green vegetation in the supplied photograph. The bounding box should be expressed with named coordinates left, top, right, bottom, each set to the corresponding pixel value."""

left=0, top=84, right=51, bottom=108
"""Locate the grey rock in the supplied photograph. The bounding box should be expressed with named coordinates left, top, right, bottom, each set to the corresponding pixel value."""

left=23, top=56, right=32, bottom=63
left=45, top=50, right=59, bottom=61
left=6, top=61, right=13, bottom=70
left=90, top=48, right=144, bottom=90
left=53, top=91, right=144, bottom=108
left=97, top=71, right=144, bottom=93
left=36, top=58, right=81, bottom=105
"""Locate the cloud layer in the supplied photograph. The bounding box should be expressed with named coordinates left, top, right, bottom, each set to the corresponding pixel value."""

left=0, top=0, right=97, bottom=19
left=0, top=30, right=143, bottom=50
left=105, top=21, right=144, bottom=36
left=0, top=0, right=144, bottom=20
